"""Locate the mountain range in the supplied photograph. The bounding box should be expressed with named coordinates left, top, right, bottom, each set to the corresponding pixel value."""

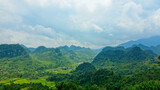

left=119, top=35, right=160, bottom=48
left=0, top=43, right=160, bottom=89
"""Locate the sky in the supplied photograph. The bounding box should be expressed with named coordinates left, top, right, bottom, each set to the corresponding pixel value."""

left=0, top=0, right=160, bottom=49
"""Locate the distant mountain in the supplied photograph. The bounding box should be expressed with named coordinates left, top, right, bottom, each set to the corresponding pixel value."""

left=58, top=45, right=85, bottom=51
left=119, top=35, right=160, bottom=48
left=30, top=45, right=96, bottom=67
left=20, top=44, right=36, bottom=52
left=150, top=45, right=160, bottom=55
left=92, top=46, right=155, bottom=75
left=58, top=45, right=96, bottom=62
left=129, top=44, right=158, bottom=56
left=102, top=46, right=125, bottom=51
left=92, top=48, right=103, bottom=54
left=20, top=44, right=28, bottom=49
left=126, top=47, right=150, bottom=61
left=92, top=46, right=152, bottom=63
left=34, top=46, right=46, bottom=52
left=0, top=44, right=28, bottom=58
left=28, top=48, right=36, bottom=52
left=123, top=44, right=159, bottom=55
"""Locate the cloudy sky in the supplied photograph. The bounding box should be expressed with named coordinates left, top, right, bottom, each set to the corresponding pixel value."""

left=0, top=0, right=160, bottom=49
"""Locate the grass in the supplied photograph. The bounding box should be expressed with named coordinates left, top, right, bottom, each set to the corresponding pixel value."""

left=45, top=67, right=75, bottom=74
left=0, top=78, right=19, bottom=85
left=0, top=66, right=77, bottom=89
left=0, top=78, right=56, bottom=89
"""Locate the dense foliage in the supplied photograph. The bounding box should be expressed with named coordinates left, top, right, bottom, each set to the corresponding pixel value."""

left=0, top=44, right=96, bottom=80
left=51, top=67, right=160, bottom=90
left=0, top=44, right=28, bottom=58
left=0, top=83, right=51, bottom=90
left=31, top=45, right=96, bottom=68
left=92, top=46, right=157, bottom=75
left=75, top=62, right=96, bottom=73
left=0, top=44, right=160, bottom=90
left=93, top=46, right=152, bottom=63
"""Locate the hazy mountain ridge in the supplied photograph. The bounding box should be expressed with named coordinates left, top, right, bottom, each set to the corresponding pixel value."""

left=119, top=35, right=160, bottom=48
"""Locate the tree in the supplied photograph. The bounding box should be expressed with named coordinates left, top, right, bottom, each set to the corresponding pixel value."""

left=158, top=56, right=160, bottom=60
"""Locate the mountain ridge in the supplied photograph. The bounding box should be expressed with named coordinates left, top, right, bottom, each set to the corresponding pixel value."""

left=119, top=35, right=160, bottom=48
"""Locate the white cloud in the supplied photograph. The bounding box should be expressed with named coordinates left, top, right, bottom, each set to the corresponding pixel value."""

left=24, top=0, right=50, bottom=7
left=0, top=0, right=160, bottom=49
left=151, top=9, right=160, bottom=27
left=0, top=0, right=22, bottom=28
left=116, top=1, right=146, bottom=33
left=92, top=24, right=104, bottom=33
left=25, top=0, right=112, bottom=12
left=0, top=24, right=100, bottom=48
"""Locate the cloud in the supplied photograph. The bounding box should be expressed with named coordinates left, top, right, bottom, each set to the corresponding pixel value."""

left=24, top=0, right=112, bottom=12
left=92, top=24, right=104, bottom=33
left=151, top=9, right=160, bottom=27
left=0, top=0, right=160, bottom=49
left=0, top=24, right=100, bottom=48
left=116, top=1, right=145, bottom=32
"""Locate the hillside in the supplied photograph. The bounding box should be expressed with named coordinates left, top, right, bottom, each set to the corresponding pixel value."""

left=125, top=44, right=160, bottom=55
left=30, top=45, right=96, bottom=68
left=58, top=45, right=96, bottom=63
left=0, top=44, right=95, bottom=80
left=0, top=44, right=48, bottom=79
left=92, top=46, right=157, bottom=75
left=74, top=62, right=96, bottom=73
left=0, top=44, right=159, bottom=89
left=93, top=46, right=152, bottom=63
left=0, top=44, right=28, bottom=58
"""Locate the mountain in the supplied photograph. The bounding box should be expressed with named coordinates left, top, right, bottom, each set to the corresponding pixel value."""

left=150, top=45, right=160, bottom=55
left=20, top=44, right=36, bottom=53
left=58, top=45, right=96, bottom=62
left=30, top=45, right=96, bottom=68
left=92, top=46, right=126, bottom=62
left=31, top=47, right=74, bottom=67
left=75, top=62, right=96, bottom=73
left=126, top=46, right=150, bottom=61
left=0, top=44, right=48, bottom=79
left=119, top=35, right=160, bottom=48
left=91, top=48, right=103, bottom=54
left=0, top=44, right=96, bottom=80
left=92, top=46, right=152, bottom=64
left=102, top=46, right=125, bottom=51
left=59, top=45, right=85, bottom=51
left=20, top=44, right=28, bottom=49
left=0, top=44, right=28, bottom=58
left=123, top=44, right=159, bottom=55
left=34, top=46, right=47, bottom=52
left=28, top=47, right=36, bottom=52
left=92, top=46, right=156, bottom=75
left=0, top=44, right=160, bottom=89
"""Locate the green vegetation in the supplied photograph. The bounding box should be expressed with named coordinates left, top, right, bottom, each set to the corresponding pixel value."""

left=0, top=44, right=28, bottom=58
left=74, top=62, right=96, bottom=73
left=0, top=83, right=51, bottom=90
left=92, top=46, right=157, bottom=75
left=0, top=44, right=160, bottom=89
left=31, top=45, right=95, bottom=68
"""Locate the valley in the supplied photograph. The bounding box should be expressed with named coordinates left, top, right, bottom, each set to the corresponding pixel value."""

left=0, top=43, right=160, bottom=90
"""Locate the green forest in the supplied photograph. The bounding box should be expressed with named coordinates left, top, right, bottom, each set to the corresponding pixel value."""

left=0, top=44, right=160, bottom=90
